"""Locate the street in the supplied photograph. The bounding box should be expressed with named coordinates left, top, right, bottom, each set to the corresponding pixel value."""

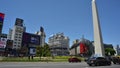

left=0, top=62, right=120, bottom=68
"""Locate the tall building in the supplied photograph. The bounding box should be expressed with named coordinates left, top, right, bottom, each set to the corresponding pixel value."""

left=48, top=33, right=69, bottom=56
left=8, top=18, right=26, bottom=49
left=35, top=26, right=46, bottom=46
left=115, top=45, right=120, bottom=56
left=92, top=0, right=105, bottom=57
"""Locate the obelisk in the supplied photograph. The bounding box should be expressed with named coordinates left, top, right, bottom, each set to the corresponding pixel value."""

left=92, top=0, right=105, bottom=57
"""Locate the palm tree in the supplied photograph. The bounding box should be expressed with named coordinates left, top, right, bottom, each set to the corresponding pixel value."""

left=105, top=48, right=116, bottom=56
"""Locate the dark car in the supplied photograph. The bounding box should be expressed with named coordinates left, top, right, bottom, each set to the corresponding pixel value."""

left=68, top=57, right=81, bottom=63
left=87, top=57, right=111, bottom=66
left=112, top=57, right=120, bottom=64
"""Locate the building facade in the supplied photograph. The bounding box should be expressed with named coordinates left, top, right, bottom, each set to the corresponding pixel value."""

left=114, top=45, right=120, bottom=56
left=7, top=18, right=26, bottom=49
left=35, top=27, right=46, bottom=47
left=48, top=33, right=69, bottom=56
left=0, top=34, right=7, bottom=56
left=7, top=28, right=12, bottom=40
left=70, top=37, right=94, bottom=57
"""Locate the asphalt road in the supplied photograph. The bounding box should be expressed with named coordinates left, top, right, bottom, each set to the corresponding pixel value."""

left=0, top=62, right=120, bottom=68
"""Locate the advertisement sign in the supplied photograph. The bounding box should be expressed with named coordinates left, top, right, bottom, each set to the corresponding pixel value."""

left=0, top=13, right=4, bottom=22
left=29, top=47, right=36, bottom=55
left=22, top=32, right=40, bottom=45
left=0, top=13, right=5, bottom=33
left=80, top=43, right=87, bottom=54
left=15, top=18, right=23, bottom=26
left=0, top=38, right=7, bottom=48
left=0, top=41, right=6, bottom=48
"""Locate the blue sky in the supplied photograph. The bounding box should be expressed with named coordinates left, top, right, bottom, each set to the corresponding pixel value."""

left=0, top=0, right=120, bottom=47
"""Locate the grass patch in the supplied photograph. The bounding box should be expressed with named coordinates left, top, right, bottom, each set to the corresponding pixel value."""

left=0, top=56, right=84, bottom=62
left=0, top=57, right=39, bottom=62
left=54, top=56, right=70, bottom=59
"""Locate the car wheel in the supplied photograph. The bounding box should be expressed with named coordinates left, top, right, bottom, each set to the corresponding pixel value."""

left=107, top=62, right=111, bottom=66
left=92, top=64, right=95, bottom=66
left=89, top=64, right=92, bottom=66
left=118, top=62, right=120, bottom=64
left=95, top=63, right=99, bottom=66
left=113, top=62, right=116, bottom=64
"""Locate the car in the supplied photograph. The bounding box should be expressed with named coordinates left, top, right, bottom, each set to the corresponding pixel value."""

left=112, top=57, right=120, bottom=64
left=68, top=57, right=81, bottom=63
left=87, top=57, right=111, bottom=66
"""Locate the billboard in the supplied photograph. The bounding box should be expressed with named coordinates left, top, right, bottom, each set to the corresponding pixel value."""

left=0, top=41, right=6, bottom=48
left=0, top=38, right=7, bottom=48
left=0, top=13, right=4, bottom=22
left=22, top=32, right=40, bottom=45
left=29, top=47, right=36, bottom=55
left=0, top=13, right=5, bottom=33
left=15, top=18, right=23, bottom=26
left=80, top=43, right=88, bottom=54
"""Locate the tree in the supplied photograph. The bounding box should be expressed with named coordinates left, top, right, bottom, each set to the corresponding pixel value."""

left=43, top=44, right=51, bottom=57
left=36, top=46, right=43, bottom=59
left=105, top=48, right=116, bottom=56
left=110, top=49, right=116, bottom=55
left=20, top=46, right=28, bottom=56
left=36, top=44, right=51, bottom=59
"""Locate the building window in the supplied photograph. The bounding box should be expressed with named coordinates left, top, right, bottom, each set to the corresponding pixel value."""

left=18, top=45, right=21, bottom=47
left=19, top=34, right=22, bottom=36
left=15, top=39, right=17, bottom=41
left=19, top=37, right=21, bottom=38
left=18, top=42, right=21, bottom=44
left=14, top=42, right=17, bottom=44
left=18, top=39, right=21, bottom=41
left=15, top=36, right=18, bottom=38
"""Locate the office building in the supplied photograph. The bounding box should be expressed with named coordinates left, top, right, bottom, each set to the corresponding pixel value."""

left=48, top=33, right=69, bottom=56
left=7, top=18, right=26, bottom=49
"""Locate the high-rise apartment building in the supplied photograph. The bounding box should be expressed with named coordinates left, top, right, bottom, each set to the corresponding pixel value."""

left=7, top=18, right=26, bottom=49
left=48, top=33, right=69, bottom=56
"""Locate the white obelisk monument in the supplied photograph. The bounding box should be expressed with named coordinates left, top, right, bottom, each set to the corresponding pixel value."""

left=92, top=0, right=105, bottom=57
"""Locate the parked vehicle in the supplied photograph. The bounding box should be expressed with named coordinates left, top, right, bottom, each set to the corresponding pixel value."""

left=68, top=57, right=81, bottom=63
left=112, top=57, right=120, bottom=64
left=87, top=57, right=111, bottom=66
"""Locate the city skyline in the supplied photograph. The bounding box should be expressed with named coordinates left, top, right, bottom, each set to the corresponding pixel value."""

left=1, top=0, right=120, bottom=46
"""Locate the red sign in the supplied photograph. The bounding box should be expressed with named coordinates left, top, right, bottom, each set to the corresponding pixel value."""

left=80, top=43, right=87, bottom=54
left=0, top=13, right=5, bottom=18
left=0, top=13, right=5, bottom=22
